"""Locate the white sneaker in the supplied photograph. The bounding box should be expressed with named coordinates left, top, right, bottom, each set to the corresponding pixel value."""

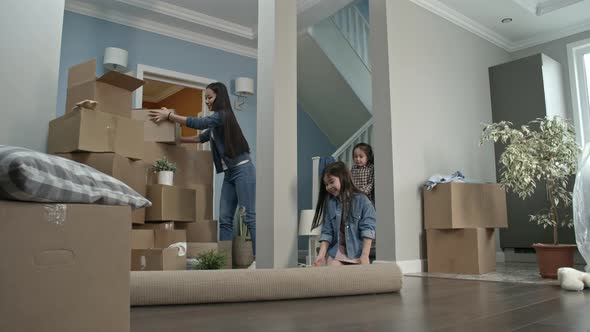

left=248, top=261, right=256, bottom=269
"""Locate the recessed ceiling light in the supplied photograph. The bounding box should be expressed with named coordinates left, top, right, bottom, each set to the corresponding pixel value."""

left=501, top=18, right=513, bottom=23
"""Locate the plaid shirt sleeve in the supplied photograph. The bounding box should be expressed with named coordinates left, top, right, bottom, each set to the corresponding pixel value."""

left=352, top=165, right=374, bottom=200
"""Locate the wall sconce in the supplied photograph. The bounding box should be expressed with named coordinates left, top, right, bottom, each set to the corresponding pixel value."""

left=103, top=47, right=128, bottom=72
left=234, top=77, right=254, bottom=111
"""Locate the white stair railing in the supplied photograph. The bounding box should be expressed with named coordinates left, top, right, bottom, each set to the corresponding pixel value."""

left=331, top=4, right=371, bottom=72
left=310, top=119, right=373, bottom=206
left=332, top=119, right=374, bottom=168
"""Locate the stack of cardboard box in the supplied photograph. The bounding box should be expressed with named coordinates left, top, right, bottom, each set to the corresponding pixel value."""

left=424, top=182, right=508, bottom=274
left=48, top=59, right=148, bottom=224
left=130, top=122, right=218, bottom=271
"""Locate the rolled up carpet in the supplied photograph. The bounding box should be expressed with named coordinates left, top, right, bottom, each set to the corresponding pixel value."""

left=131, top=263, right=402, bottom=306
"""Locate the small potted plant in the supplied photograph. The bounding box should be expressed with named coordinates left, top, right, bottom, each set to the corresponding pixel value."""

left=480, top=116, right=581, bottom=278
left=152, top=156, right=177, bottom=186
left=195, top=250, right=227, bottom=270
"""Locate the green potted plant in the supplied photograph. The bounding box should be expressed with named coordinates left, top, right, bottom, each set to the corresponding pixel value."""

left=152, top=156, right=177, bottom=186
left=195, top=250, right=227, bottom=270
left=480, top=116, right=581, bottom=278
left=233, top=207, right=254, bottom=267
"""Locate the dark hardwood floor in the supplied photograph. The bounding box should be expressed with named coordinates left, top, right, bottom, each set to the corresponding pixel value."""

left=131, top=276, right=590, bottom=331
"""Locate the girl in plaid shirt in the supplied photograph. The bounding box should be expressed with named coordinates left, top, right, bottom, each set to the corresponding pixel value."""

left=351, top=143, right=374, bottom=205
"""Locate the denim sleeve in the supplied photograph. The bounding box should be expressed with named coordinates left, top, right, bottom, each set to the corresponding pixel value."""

left=199, top=130, right=211, bottom=143
left=319, top=209, right=334, bottom=243
left=186, top=112, right=223, bottom=130
left=359, top=196, right=376, bottom=239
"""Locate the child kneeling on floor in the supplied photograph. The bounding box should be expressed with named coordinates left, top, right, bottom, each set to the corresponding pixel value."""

left=312, top=161, right=376, bottom=266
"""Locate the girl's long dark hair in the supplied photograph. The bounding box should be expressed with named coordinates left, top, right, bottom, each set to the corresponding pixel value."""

left=207, top=82, right=250, bottom=158
left=312, top=161, right=362, bottom=230
left=353, top=143, right=374, bottom=165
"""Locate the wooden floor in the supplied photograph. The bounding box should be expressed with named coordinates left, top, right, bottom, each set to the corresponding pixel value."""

left=131, top=276, right=590, bottom=332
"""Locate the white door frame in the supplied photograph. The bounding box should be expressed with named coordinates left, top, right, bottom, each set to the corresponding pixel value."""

left=134, top=64, right=218, bottom=217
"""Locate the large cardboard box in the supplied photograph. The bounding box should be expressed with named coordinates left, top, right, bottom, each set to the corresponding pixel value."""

left=131, top=248, right=186, bottom=271
left=0, top=201, right=131, bottom=332
left=143, top=143, right=214, bottom=186
left=132, top=109, right=180, bottom=143
left=177, top=220, right=217, bottom=243
left=426, top=228, right=496, bottom=274
left=187, top=184, right=214, bottom=220
left=66, top=59, right=144, bottom=117
left=187, top=241, right=232, bottom=269
left=146, top=185, right=196, bottom=222
left=154, top=229, right=187, bottom=248
left=48, top=109, right=144, bottom=160
left=56, top=152, right=148, bottom=224
left=131, top=230, right=155, bottom=249
left=424, top=183, right=508, bottom=229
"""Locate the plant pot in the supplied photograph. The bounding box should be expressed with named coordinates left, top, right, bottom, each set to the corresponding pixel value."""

left=157, top=171, right=174, bottom=186
left=232, top=236, right=254, bottom=267
left=533, top=243, right=577, bottom=279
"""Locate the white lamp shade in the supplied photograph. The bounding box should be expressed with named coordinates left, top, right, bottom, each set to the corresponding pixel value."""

left=235, top=77, right=254, bottom=96
left=299, top=209, right=321, bottom=236
left=103, top=47, right=128, bottom=71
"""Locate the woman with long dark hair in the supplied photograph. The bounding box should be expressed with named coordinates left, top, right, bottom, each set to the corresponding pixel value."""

left=149, top=82, right=256, bottom=268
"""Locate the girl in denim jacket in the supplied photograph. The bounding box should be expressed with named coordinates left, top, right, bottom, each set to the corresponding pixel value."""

left=312, top=161, right=376, bottom=266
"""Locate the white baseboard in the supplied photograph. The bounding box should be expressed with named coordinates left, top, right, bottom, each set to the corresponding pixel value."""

left=374, top=259, right=426, bottom=274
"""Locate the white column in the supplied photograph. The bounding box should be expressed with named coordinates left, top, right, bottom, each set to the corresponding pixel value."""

left=0, top=0, right=65, bottom=152
left=256, top=0, right=298, bottom=268
left=370, top=0, right=397, bottom=262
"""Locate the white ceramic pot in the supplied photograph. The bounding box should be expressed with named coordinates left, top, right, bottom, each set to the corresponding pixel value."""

left=157, top=171, right=174, bottom=186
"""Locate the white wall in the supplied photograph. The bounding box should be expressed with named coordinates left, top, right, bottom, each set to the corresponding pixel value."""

left=0, top=1, right=65, bottom=152
left=386, top=1, right=510, bottom=261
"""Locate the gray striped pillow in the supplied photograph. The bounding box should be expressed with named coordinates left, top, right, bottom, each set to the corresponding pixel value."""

left=0, top=145, right=151, bottom=208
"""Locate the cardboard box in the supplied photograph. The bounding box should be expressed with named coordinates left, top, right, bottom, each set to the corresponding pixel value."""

left=66, top=59, right=144, bottom=117
left=131, top=248, right=186, bottom=271
left=187, top=184, right=214, bottom=220
left=146, top=185, right=196, bottom=222
left=177, top=220, right=217, bottom=243
left=131, top=230, right=155, bottom=249
left=0, top=201, right=131, bottom=332
left=154, top=229, right=187, bottom=248
left=48, top=109, right=144, bottom=160
left=187, top=241, right=232, bottom=269
left=143, top=143, right=214, bottom=186
left=133, top=221, right=175, bottom=230
left=426, top=228, right=496, bottom=274
left=424, top=183, right=508, bottom=229
left=132, top=109, right=180, bottom=143
left=55, top=152, right=148, bottom=224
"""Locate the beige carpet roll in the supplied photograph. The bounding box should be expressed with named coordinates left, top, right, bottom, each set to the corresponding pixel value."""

left=131, top=263, right=402, bottom=306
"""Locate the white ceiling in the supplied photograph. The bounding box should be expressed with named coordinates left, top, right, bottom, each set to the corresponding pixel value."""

left=64, top=0, right=343, bottom=58
left=65, top=0, right=590, bottom=56
left=416, top=0, right=590, bottom=51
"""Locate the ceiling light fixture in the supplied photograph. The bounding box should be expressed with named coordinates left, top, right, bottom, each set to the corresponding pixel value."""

left=501, top=18, right=513, bottom=23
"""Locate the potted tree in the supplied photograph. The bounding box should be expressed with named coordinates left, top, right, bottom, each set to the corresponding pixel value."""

left=480, top=116, right=580, bottom=279
left=152, top=156, right=177, bottom=186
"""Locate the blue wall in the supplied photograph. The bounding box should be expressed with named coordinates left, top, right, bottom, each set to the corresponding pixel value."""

left=355, top=0, right=369, bottom=21
left=59, top=12, right=335, bottom=244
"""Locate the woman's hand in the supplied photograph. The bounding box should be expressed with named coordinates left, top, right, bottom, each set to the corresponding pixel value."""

left=149, top=107, right=171, bottom=123
left=313, top=255, right=326, bottom=267
left=360, top=255, right=370, bottom=265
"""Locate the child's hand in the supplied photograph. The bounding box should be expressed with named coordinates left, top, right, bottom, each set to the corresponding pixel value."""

left=313, top=256, right=326, bottom=267
left=360, top=255, right=370, bottom=265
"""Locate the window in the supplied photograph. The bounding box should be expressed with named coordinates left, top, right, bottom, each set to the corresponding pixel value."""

left=568, top=38, right=590, bottom=147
